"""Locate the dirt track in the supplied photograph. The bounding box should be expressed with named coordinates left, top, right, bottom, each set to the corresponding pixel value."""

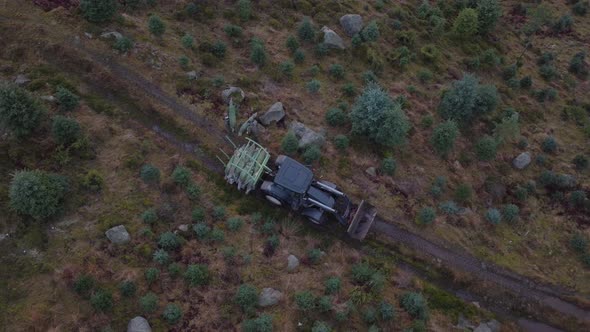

left=45, top=40, right=590, bottom=329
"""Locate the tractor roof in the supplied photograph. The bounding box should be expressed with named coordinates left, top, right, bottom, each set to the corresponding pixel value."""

left=274, top=157, right=313, bottom=194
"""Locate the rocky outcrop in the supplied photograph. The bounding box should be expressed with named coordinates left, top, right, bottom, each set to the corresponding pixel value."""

left=321, top=26, right=345, bottom=50
left=340, top=14, right=363, bottom=37
left=105, top=225, right=130, bottom=244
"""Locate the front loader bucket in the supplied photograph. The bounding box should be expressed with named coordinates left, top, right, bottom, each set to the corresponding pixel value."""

left=347, top=200, right=377, bottom=241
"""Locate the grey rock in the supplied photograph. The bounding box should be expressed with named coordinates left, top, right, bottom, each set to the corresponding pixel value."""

left=259, top=102, right=285, bottom=125
left=290, top=121, right=325, bottom=148
left=287, top=254, right=299, bottom=271
left=221, top=86, right=245, bottom=104
left=474, top=324, right=492, bottom=332
left=258, top=288, right=283, bottom=307
left=365, top=167, right=377, bottom=177
left=513, top=152, right=531, bottom=169
left=340, top=14, right=363, bottom=37
left=456, top=314, right=475, bottom=330
left=177, top=224, right=189, bottom=232
left=474, top=320, right=500, bottom=332
left=41, top=95, right=56, bottom=102
left=84, top=32, right=93, bottom=39
left=186, top=71, right=198, bottom=80
left=14, top=74, right=30, bottom=86
left=127, top=316, right=152, bottom=332
left=105, top=225, right=130, bottom=244
left=321, top=26, right=345, bottom=50
left=100, top=31, right=123, bottom=40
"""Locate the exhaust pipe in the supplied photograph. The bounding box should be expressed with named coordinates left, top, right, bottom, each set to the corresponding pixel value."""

left=314, top=181, right=345, bottom=197
left=306, top=198, right=337, bottom=213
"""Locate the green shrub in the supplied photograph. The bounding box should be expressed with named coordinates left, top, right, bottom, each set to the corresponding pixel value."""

left=325, top=108, right=347, bottom=126
left=212, top=205, right=226, bottom=220
left=453, top=8, right=479, bottom=38
left=73, top=275, right=94, bottom=297
left=362, top=20, right=380, bottom=42
left=212, top=41, right=227, bottom=59
left=293, top=48, right=305, bottom=63
left=242, top=314, right=273, bottom=332
left=90, top=289, right=113, bottom=312
left=168, top=262, right=182, bottom=278
left=140, top=292, right=158, bottom=313
left=520, top=76, right=532, bottom=88
left=286, top=35, right=300, bottom=53
left=418, top=69, right=433, bottom=83
left=477, top=0, right=501, bottom=34
left=418, top=207, right=436, bottom=225
left=573, top=155, right=589, bottom=170
left=381, top=158, right=396, bottom=176
left=185, top=2, right=197, bottom=16
left=9, top=170, right=68, bottom=220
left=379, top=301, right=395, bottom=321
left=541, top=136, right=558, bottom=153
left=81, top=169, right=103, bottom=192
left=502, top=204, right=519, bottom=223
left=80, top=0, right=117, bottom=23
left=573, top=1, right=589, bottom=16
left=312, top=321, right=330, bottom=332
left=298, top=17, right=316, bottom=42
left=454, top=183, right=472, bottom=204
left=191, top=207, right=205, bottom=222
left=294, top=290, right=315, bottom=311
left=539, top=64, right=558, bottom=81
left=250, top=39, right=267, bottom=67
left=153, top=249, right=169, bottom=265
left=52, top=116, right=81, bottom=146
left=333, top=135, right=349, bottom=151
left=350, top=83, right=410, bottom=148
left=185, top=264, right=210, bottom=286
left=342, top=83, right=357, bottom=97
left=0, top=83, right=45, bottom=138
left=316, top=295, right=332, bottom=312
left=145, top=267, right=160, bottom=284
left=148, top=15, right=166, bottom=37
left=475, top=136, right=498, bottom=161
left=193, top=223, right=210, bottom=240
left=552, top=14, right=573, bottom=33
left=140, top=164, right=160, bottom=184
left=485, top=208, right=501, bottom=224
left=439, top=201, right=460, bottom=215
left=569, top=190, right=587, bottom=208
left=224, top=24, right=243, bottom=38
left=438, top=74, right=498, bottom=124
left=324, top=277, right=341, bottom=295
left=329, top=64, right=345, bottom=80
left=569, top=52, right=589, bottom=78
left=179, top=56, right=190, bottom=69
left=302, top=145, right=321, bottom=163
left=172, top=166, right=191, bottom=187
left=186, top=183, right=201, bottom=200
left=351, top=262, right=375, bottom=284
left=55, top=86, right=80, bottom=112
left=234, top=284, right=258, bottom=312
left=420, top=44, right=440, bottom=63
left=227, top=217, right=244, bottom=232
left=237, top=0, right=251, bottom=21
left=162, top=303, right=183, bottom=325
left=307, top=248, right=323, bottom=264
left=280, top=61, right=295, bottom=79
left=119, top=280, right=136, bottom=297
left=400, top=292, right=429, bottom=320
left=281, top=131, right=298, bottom=154
left=141, top=208, right=157, bottom=224
left=306, top=79, right=321, bottom=93
left=431, top=120, right=459, bottom=157
left=570, top=233, right=588, bottom=253
left=314, top=43, right=328, bottom=58
left=113, top=36, right=133, bottom=54
left=362, top=306, right=377, bottom=324
left=181, top=34, right=194, bottom=49
left=494, top=113, right=520, bottom=143
left=158, top=232, right=180, bottom=250
left=502, top=64, right=517, bottom=81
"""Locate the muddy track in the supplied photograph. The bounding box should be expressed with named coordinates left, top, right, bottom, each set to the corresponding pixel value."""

left=43, top=41, right=590, bottom=329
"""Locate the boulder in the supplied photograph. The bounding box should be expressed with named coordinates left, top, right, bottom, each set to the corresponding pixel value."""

left=290, top=121, right=325, bottom=148
left=340, top=14, right=363, bottom=37
left=41, top=95, right=56, bottom=102
left=259, top=102, right=285, bottom=125
left=287, top=254, right=299, bottom=271
left=221, top=86, right=245, bottom=104
left=321, top=26, right=345, bottom=50
left=100, top=31, right=123, bottom=40
left=258, top=288, right=283, bottom=307
left=127, top=316, right=152, bottom=332
left=365, top=167, right=377, bottom=177
left=14, top=74, right=30, bottom=86
left=177, top=224, right=189, bottom=232
left=513, top=152, right=531, bottom=169
left=474, top=320, right=500, bottom=332
left=105, top=225, right=130, bottom=244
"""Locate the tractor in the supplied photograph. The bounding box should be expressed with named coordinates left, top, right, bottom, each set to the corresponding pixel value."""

left=219, top=138, right=376, bottom=240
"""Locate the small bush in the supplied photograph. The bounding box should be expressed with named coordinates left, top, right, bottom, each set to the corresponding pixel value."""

left=73, top=275, right=94, bottom=297
left=52, top=116, right=81, bottom=146
left=453, top=8, right=479, bottom=38
left=141, top=208, right=157, bottom=224
left=281, top=131, right=298, bottom=154
left=250, top=39, right=267, bottom=67
left=286, top=35, right=299, bottom=53
left=113, top=36, right=134, bottom=53
left=237, top=0, right=251, bottom=21
left=333, top=135, right=349, bottom=151
left=379, top=301, right=395, bottom=321
left=380, top=157, right=396, bottom=176
left=324, top=277, right=341, bottom=295
left=439, top=201, right=460, bottom=215
left=454, top=183, right=472, bottom=204
left=485, top=208, right=501, bottom=225
left=119, top=280, right=136, bottom=297
left=570, top=233, right=588, bottom=253
left=186, top=183, right=201, bottom=200
left=541, top=136, right=558, bottom=153
left=569, top=52, right=589, bottom=78
left=298, top=17, right=316, bottom=42
left=316, top=295, right=331, bottom=313
left=168, top=262, right=182, bottom=278
left=573, top=155, right=589, bottom=170
left=185, top=264, right=210, bottom=286
left=293, top=48, right=305, bottom=64
left=224, top=24, right=243, bottom=38
left=294, top=290, right=315, bottom=311
left=438, top=74, right=498, bottom=124
left=573, top=1, right=589, bottom=16
left=242, top=314, right=273, bottom=332
left=0, top=84, right=45, bottom=138
left=145, top=267, right=160, bottom=284
left=420, top=44, right=440, bottom=63
left=477, top=0, right=502, bottom=34
left=431, top=121, right=459, bottom=157
left=181, top=34, right=194, bottom=49
left=306, top=79, right=321, bottom=93
left=191, top=207, right=205, bottom=222
left=302, top=145, right=321, bottom=163
left=9, top=170, right=68, bottom=220
left=212, top=41, right=227, bottom=59
left=502, top=204, right=519, bottom=223
left=312, top=321, right=330, bottom=332
left=172, top=166, right=191, bottom=187
left=158, top=232, right=180, bottom=250
left=185, top=2, right=197, bottom=16
left=153, top=249, right=169, bottom=265
left=55, top=86, right=80, bottom=112
left=329, top=64, right=345, bottom=80
left=162, top=303, right=183, bottom=325
left=307, top=248, right=323, bottom=264
left=552, top=14, right=573, bottom=33
left=280, top=61, right=295, bottom=79
left=418, top=207, right=436, bottom=225
left=400, top=292, right=429, bottom=320
left=418, top=69, right=433, bottom=83
left=351, top=263, right=374, bottom=284
left=140, top=164, right=160, bottom=184
left=148, top=15, right=166, bottom=37
left=227, top=217, right=244, bottom=232
left=362, top=20, right=380, bottom=42
left=193, top=223, right=210, bottom=240
left=90, top=289, right=113, bottom=312
left=80, top=0, right=117, bottom=23
left=140, top=292, right=158, bottom=313
left=342, top=83, right=357, bottom=97
left=82, top=169, right=104, bottom=192
left=178, top=56, right=190, bottom=69
left=362, top=306, right=377, bottom=324
left=325, top=108, right=347, bottom=126
left=212, top=206, right=227, bottom=220
left=569, top=190, right=587, bottom=208
left=475, top=136, right=498, bottom=161
left=520, top=76, right=532, bottom=89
